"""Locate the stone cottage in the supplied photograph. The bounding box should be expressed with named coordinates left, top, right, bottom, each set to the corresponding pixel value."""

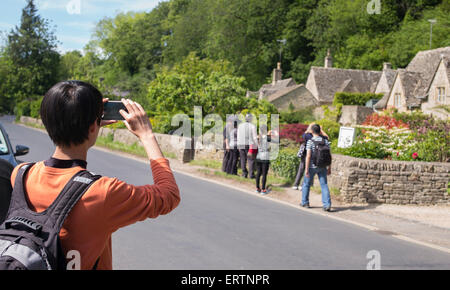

left=305, top=50, right=382, bottom=105
left=246, top=62, right=318, bottom=111
left=251, top=47, right=449, bottom=119
left=374, top=47, right=450, bottom=119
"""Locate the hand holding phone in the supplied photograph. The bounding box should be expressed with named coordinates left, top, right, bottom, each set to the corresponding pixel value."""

left=103, top=101, right=128, bottom=121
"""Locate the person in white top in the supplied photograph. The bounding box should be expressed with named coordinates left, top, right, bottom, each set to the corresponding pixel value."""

left=237, top=114, right=258, bottom=178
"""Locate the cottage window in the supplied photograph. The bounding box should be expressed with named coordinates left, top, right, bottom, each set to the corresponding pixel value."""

left=394, top=93, right=401, bottom=108
left=436, top=87, right=445, bottom=103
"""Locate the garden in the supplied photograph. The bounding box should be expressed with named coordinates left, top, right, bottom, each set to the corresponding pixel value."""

left=271, top=96, right=449, bottom=183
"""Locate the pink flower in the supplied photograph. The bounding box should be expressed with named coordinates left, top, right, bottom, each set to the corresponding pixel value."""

left=412, top=152, right=418, bottom=159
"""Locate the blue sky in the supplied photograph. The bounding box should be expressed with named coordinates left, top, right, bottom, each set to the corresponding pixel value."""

left=0, top=0, right=161, bottom=53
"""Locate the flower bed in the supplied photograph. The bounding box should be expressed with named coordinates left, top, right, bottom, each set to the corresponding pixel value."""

left=336, top=110, right=449, bottom=162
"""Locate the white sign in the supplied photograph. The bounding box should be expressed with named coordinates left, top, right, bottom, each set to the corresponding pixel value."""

left=337, top=127, right=355, bottom=148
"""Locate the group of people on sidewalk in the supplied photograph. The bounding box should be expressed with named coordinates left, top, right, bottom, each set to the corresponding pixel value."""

left=222, top=114, right=277, bottom=195
left=222, top=119, right=333, bottom=212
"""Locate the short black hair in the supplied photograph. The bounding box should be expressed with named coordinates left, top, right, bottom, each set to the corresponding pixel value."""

left=311, top=124, right=321, bottom=135
left=40, top=80, right=103, bottom=147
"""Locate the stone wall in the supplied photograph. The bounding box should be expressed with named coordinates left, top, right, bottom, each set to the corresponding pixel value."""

left=20, top=116, right=44, bottom=127
left=329, top=154, right=450, bottom=205
left=99, top=128, right=194, bottom=163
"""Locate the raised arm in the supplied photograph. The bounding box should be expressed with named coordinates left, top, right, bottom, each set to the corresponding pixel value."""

left=120, top=99, right=164, bottom=161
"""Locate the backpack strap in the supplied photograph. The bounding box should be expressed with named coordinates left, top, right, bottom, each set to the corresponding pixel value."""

left=7, top=163, right=36, bottom=215
left=44, top=170, right=102, bottom=232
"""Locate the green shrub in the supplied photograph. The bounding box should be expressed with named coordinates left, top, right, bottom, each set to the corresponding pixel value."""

left=316, top=119, right=340, bottom=140
left=322, top=104, right=342, bottom=122
left=14, top=100, right=31, bottom=121
left=333, top=92, right=383, bottom=106
left=336, top=141, right=389, bottom=159
left=271, top=149, right=300, bottom=182
left=14, top=95, right=43, bottom=120
left=29, top=96, right=43, bottom=119
left=280, top=107, right=316, bottom=124
left=410, top=131, right=449, bottom=162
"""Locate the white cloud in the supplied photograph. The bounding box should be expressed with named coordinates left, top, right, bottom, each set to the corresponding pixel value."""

left=59, top=34, right=91, bottom=45
left=35, top=0, right=67, bottom=10
left=65, top=21, right=96, bottom=31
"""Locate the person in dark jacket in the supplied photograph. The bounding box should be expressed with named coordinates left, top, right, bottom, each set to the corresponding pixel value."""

left=222, top=117, right=233, bottom=172
left=0, top=158, right=14, bottom=223
left=225, top=119, right=239, bottom=175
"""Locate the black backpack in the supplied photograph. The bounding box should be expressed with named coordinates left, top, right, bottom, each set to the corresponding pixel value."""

left=0, top=163, right=101, bottom=270
left=311, top=139, right=332, bottom=168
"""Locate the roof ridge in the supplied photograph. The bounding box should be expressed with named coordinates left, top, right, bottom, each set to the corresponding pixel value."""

left=310, top=66, right=382, bottom=73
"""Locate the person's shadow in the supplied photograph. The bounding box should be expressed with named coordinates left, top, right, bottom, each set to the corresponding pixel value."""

left=330, top=204, right=380, bottom=213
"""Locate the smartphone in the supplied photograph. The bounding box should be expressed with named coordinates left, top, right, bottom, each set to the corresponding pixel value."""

left=103, top=101, right=127, bottom=120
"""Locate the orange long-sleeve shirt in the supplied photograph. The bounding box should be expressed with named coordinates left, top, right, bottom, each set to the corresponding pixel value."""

left=10, top=158, right=180, bottom=270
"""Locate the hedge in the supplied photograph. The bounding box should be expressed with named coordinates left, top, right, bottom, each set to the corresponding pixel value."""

left=333, top=92, right=383, bottom=106
left=271, top=149, right=300, bottom=182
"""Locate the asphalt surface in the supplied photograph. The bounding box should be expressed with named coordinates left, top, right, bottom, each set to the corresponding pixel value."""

left=2, top=115, right=450, bottom=270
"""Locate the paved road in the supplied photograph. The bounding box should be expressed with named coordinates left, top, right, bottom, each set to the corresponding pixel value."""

left=2, top=116, right=450, bottom=270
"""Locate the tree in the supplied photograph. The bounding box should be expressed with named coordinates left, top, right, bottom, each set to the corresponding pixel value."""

left=1, top=0, right=60, bottom=112
left=59, top=50, right=83, bottom=80
left=146, top=53, right=278, bottom=133
left=205, top=0, right=292, bottom=90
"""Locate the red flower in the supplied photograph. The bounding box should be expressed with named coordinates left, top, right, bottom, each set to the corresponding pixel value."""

left=396, top=152, right=399, bottom=156
left=279, top=123, right=308, bottom=143
left=363, top=113, right=409, bottom=129
left=412, top=152, right=418, bottom=159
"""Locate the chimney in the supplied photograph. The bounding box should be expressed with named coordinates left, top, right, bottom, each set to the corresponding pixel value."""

left=383, top=62, right=392, bottom=70
left=324, top=49, right=332, bottom=68
left=272, top=62, right=282, bottom=85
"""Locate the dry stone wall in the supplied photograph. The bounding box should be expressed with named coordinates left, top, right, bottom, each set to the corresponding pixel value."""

left=329, top=154, right=450, bottom=205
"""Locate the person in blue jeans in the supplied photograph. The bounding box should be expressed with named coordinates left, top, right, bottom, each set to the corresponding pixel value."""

left=302, top=124, right=332, bottom=212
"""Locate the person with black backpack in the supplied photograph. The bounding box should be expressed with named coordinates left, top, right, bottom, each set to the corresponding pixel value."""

left=292, top=123, right=329, bottom=191
left=301, top=124, right=332, bottom=212
left=0, top=81, right=180, bottom=270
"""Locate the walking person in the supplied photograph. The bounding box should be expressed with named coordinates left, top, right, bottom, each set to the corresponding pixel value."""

left=292, top=123, right=329, bottom=190
left=301, top=124, right=332, bottom=211
left=255, top=124, right=273, bottom=195
left=237, top=114, right=257, bottom=178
